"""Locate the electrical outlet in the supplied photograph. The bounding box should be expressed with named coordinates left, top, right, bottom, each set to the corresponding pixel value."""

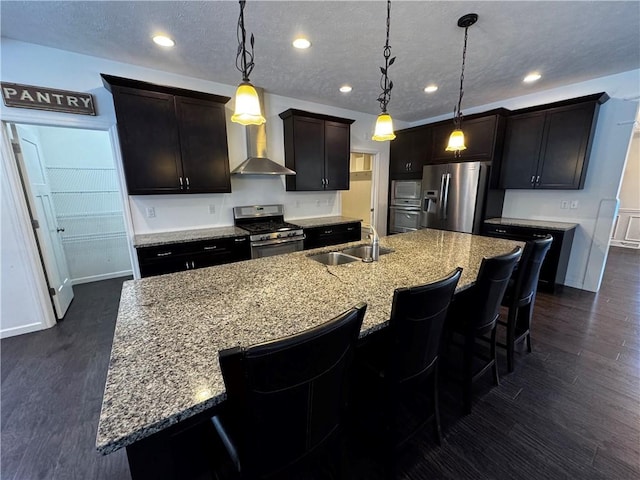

left=208, top=205, right=216, bottom=214
left=146, top=207, right=156, bottom=218
left=570, top=200, right=579, bottom=209
left=560, top=200, right=569, bottom=209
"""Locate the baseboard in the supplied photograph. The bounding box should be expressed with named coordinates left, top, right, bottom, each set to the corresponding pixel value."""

left=72, top=270, right=133, bottom=286
left=610, top=240, right=640, bottom=249
left=1, top=322, right=49, bottom=339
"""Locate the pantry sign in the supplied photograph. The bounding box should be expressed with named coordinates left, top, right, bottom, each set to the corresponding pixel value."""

left=1, top=82, right=96, bottom=115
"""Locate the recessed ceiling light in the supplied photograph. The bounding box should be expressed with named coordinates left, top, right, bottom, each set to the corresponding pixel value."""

left=424, top=85, right=438, bottom=93
left=523, top=72, right=542, bottom=83
left=152, top=35, right=175, bottom=47
left=339, top=85, right=352, bottom=93
left=292, top=37, right=311, bottom=49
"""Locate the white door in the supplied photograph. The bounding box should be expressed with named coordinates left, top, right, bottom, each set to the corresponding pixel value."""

left=11, top=124, right=74, bottom=319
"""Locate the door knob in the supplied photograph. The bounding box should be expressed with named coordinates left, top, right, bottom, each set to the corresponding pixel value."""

left=56, top=227, right=65, bottom=233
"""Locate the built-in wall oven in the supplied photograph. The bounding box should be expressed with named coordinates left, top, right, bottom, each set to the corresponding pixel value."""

left=233, top=205, right=305, bottom=259
left=389, top=180, right=422, bottom=234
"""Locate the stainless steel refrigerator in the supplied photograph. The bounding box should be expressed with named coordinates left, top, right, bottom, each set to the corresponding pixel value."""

left=420, top=161, right=491, bottom=234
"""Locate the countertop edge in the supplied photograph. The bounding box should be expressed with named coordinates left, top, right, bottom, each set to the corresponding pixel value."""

left=484, top=217, right=578, bottom=232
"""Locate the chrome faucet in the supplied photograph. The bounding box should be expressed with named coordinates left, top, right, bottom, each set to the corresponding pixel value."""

left=366, top=224, right=380, bottom=261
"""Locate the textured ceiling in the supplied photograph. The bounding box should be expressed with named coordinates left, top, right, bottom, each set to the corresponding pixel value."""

left=1, top=1, right=639, bottom=122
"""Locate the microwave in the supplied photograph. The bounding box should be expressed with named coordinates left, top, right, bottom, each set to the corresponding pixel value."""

left=391, top=180, right=422, bottom=203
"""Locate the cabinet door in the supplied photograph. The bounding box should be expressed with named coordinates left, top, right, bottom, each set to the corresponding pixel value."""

left=175, top=96, right=231, bottom=193
left=499, top=112, right=546, bottom=189
left=324, top=121, right=350, bottom=190
left=389, top=130, right=414, bottom=175
left=537, top=103, right=596, bottom=189
left=431, top=115, right=499, bottom=164
left=112, top=87, right=183, bottom=194
left=290, top=116, right=325, bottom=191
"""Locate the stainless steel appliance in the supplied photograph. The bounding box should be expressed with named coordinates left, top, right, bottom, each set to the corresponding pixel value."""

left=389, top=180, right=422, bottom=234
left=420, top=162, right=489, bottom=234
left=233, top=205, right=305, bottom=259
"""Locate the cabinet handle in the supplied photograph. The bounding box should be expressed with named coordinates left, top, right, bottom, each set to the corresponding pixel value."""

left=321, top=178, right=325, bottom=186
left=347, top=227, right=354, bottom=231
left=157, top=251, right=172, bottom=257
left=409, top=162, right=412, bottom=170
left=186, top=177, right=190, bottom=189
left=532, top=233, right=547, bottom=238
left=324, top=229, right=333, bottom=234
left=495, top=228, right=507, bottom=234
left=325, top=178, right=329, bottom=186
left=191, top=261, right=195, bottom=269
left=234, top=238, right=247, bottom=242
left=536, top=175, right=540, bottom=184
left=179, top=177, right=184, bottom=190
left=203, top=245, right=218, bottom=250
left=185, top=261, right=190, bottom=269
left=530, top=175, right=535, bottom=184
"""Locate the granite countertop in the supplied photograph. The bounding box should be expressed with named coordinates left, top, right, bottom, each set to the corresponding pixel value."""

left=96, top=229, right=522, bottom=455
left=289, top=216, right=363, bottom=228
left=485, top=217, right=578, bottom=232
left=133, top=226, right=248, bottom=248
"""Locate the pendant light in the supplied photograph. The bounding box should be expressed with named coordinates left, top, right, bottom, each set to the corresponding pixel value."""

left=446, top=13, right=478, bottom=153
left=372, top=0, right=396, bottom=142
left=231, top=0, right=266, bottom=126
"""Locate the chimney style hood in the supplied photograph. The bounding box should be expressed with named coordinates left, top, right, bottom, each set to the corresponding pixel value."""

left=231, top=87, right=295, bottom=176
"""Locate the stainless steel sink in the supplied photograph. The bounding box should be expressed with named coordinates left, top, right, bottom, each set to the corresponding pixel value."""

left=308, top=251, right=360, bottom=265
left=340, top=245, right=394, bottom=259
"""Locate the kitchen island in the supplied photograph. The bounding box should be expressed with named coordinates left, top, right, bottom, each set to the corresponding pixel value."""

left=96, top=229, right=521, bottom=474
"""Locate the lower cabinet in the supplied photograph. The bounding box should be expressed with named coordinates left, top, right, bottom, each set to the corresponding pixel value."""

left=137, top=236, right=250, bottom=278
left=303, top=222, right=361, bottom=250
left=482, top=223, right=576, bottom=293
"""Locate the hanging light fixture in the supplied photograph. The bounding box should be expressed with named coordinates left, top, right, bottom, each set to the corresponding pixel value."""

left=446, top=13, right=478, bottom=153
left=231, top=0, right=266, bottom=126
left=372, top=0, right=396, bottom=142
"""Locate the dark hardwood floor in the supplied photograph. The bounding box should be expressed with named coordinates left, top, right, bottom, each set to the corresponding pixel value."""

left=2, top=247, right=639, bottom=480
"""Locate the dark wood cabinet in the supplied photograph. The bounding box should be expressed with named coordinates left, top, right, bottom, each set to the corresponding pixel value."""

left=499, top=93, right=608, bottom=189
left=430, top=112, right=506, bottom=164
left=389, top=126, right=431, bottom=179
left=303, top=222, right=361, bottom=250
left=279, top=109, right=355, bottom=191
left=137, top=235, right=250, bottom=278
left=482, top=222, right=576, bottom=293
left=102, top=74, right=231, bottom=195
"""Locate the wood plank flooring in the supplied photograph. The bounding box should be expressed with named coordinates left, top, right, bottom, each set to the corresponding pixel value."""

left=2, top=247, right=638, bottom=480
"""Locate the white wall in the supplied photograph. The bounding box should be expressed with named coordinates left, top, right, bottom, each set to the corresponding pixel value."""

left=410, top=69, right=640, bottom=292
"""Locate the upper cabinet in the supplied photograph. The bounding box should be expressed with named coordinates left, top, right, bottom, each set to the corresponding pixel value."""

left=389, top=126, right=431, bottom=179
left=430, top=111, right=507, bottom=164
left=101, top=74, right=231, bottom=195
left=279, top=109, right=354, bottom=191
left=499, top=93, right=608, bottom=190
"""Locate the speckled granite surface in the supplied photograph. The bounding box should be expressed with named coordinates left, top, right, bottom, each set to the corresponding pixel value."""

left=97, top=229, right=522, bottom=455
left=485, top=217, right=578, bottom=231
left=289, top=215, right=362, bottom=228
left=134, top=226, right=248, bottom=248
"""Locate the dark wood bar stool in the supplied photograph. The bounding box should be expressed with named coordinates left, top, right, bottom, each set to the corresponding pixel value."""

left=211, top=303, right=367, bottom=479
left=498, top=235, right=553, bottom=372
left=353, top=268, right=462, bottom=477
left=446, top=247, right=521, bottom=414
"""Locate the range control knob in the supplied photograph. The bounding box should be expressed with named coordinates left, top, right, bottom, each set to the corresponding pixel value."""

left=276, top=233, right=283, bottom=238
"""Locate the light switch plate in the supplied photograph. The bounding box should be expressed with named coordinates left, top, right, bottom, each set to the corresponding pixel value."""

left=570, top=200, right=579, bottom=209
left=208, top=205, right=216, bottom=214
left=561, top=201, right=569, bottom=209
left=146, top=207, right=156, bottom=218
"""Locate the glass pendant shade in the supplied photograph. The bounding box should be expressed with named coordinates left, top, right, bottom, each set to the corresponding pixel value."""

left=231, top=82, right=266, bottom=125
left=372, top=113, right=396, bottom=141
left=446, top=129, right=467, bottom=152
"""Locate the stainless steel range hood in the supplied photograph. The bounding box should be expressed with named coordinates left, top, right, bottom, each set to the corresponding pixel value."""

left=231, top=87, right=295, bottom=176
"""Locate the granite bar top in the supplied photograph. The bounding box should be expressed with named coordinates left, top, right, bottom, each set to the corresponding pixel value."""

left=133, top=226, right=248, bottom=248
left=97, top=229, right=522, bottom=455
left=485, top=217, right=578, bottom=232
left=289, top=216, right=363, bottom=228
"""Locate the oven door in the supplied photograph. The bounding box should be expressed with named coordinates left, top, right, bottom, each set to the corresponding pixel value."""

left=251, top=236, right=305, bottom=259
left=389, top=206, right=421, bottom=234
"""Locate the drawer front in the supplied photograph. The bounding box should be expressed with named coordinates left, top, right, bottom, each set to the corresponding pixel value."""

left=304, top=222, right=361, bottom=250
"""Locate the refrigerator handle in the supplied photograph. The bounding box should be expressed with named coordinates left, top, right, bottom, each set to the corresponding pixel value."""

left=438, top=174, right=446, bottom=220
left=441, top=173, right=451, bottom=220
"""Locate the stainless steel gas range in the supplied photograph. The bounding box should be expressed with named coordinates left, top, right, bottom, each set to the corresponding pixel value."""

left=233, top=205, right=305, bottom=259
